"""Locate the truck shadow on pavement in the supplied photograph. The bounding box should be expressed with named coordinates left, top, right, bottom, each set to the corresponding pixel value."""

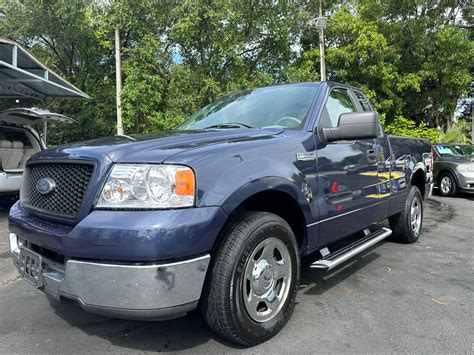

left=45, top=244, right=385, bottom=352
left=457, top=193, right=474, bottom=201
left=431, top=189, right=474, bottom=201
left=44, top=251, right=383, bottom=351
left=47, top=297, right=239, bottom=351
left=0, top=208, right=9, bottom=218
left=300, top=194, right=460, bottom=298
left=423, top=197, right=456, bottom=233
left=300, top=244, right=382, bottom=296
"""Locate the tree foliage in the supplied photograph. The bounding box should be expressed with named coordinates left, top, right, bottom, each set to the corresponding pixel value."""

left=0, top=0, right=472, bottom=145
left=438, top=120, right=471, bottom=143
left=383, top=116, right=440, bottom=143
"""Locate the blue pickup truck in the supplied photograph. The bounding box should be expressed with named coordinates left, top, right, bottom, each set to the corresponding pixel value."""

left=8, top=82, right=433, bottom=346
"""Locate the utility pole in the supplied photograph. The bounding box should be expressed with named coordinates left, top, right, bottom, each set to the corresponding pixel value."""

left=115, top=27, right=124, bottom=136
left=43, top=121, right=48, bottom=146
left=317, top=0, right=328, bottom=81
left=471, top=100, right=473, bottom=144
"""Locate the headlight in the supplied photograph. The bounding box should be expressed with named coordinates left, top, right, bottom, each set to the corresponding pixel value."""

left=96, top=164, right=195, bottom=209
left=456, top=164, right=474, bottom=173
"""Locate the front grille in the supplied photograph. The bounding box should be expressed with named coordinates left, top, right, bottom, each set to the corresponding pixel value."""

left=22, top=162, right=95, bottom=219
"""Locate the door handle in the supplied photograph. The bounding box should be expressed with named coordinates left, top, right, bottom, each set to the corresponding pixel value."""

left=367, top=149, right=378, bottom=163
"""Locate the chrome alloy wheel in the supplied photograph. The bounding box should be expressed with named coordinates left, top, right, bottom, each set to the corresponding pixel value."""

left=440, top=176, right=452, bottom=194
left=242, top=237, right=292, bottom=323
left=410, top=196, right=422, bottom=235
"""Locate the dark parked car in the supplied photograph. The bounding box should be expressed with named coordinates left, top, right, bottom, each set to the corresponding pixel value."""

left=433, top=144, right=474, bottom=196
left=8, top=82, right=433, bottom=346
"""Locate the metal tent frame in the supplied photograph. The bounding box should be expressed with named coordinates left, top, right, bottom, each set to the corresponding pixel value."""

left=0, top=39, right=89, bottom=143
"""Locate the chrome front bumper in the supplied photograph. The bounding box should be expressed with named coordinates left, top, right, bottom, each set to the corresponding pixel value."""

left=9, top=233, right=210, bottom=320
left=456, top=171, right=474, bottom=193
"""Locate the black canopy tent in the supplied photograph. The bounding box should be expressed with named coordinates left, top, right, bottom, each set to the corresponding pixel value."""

left=0, top=39, right=89, bottom=144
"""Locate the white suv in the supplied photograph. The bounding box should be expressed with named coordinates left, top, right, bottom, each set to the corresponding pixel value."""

left=0, top=108, right=73, bottom=203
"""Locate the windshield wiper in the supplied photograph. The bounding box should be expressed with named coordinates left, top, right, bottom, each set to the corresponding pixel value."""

left=203, top=122, right=254, bottom=129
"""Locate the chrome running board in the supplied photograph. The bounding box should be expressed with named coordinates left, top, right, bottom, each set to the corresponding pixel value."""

left=311, top=227, right=392, bottom=271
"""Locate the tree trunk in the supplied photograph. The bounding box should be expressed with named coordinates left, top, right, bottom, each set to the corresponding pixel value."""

left=445, top=96, right=459, bottom=129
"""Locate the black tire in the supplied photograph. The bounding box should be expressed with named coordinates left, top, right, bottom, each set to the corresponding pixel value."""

left=389, top=186, right=423, bottom=243
left=201, top=212, right=299, bottom=346
left=438, top=171, right=457, bottom=197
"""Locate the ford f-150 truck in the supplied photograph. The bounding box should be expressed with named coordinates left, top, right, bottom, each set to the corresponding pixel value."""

left=8, top=82, right=433, bottom=346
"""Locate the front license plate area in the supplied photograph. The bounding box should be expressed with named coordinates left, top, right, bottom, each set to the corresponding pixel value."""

left=19, top=248, right=43, bottom=288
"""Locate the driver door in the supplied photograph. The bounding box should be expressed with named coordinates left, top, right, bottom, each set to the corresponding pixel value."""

left=315, top=87, right=381, bottom=246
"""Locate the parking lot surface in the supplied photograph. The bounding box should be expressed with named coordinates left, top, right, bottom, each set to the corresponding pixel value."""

left=0, top=194, right=473, bottom=354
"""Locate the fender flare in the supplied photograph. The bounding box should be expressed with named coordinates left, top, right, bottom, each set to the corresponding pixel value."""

left=410, top=163, right=426, bottom=180
left=219, top=176, right=313, bottom=227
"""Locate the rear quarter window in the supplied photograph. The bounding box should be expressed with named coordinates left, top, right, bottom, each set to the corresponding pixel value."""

left=354, top=91, right=374, bottom=112
left=0, top=128, right=33, bottom=148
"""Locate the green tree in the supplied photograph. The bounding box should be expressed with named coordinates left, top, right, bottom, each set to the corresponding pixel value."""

left=0, top=0, right=471, bottom=144
left=292, top=4, right=422, bottom=118
left=370, top=0, right=473, bottom=129
left=293, top=0, right=473, bottom=130
left=383, top=116, right=440, bottom=142
left=114, top=0, right=304, bottom=132
left=0, top=0, right=117, bottom=144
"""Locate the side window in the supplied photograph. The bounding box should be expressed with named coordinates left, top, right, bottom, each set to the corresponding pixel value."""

left=1, top=129, right=32, bottom=148
left=354, top=90, right=374, bottom=112
left=325, top=88, right=356, bottom=127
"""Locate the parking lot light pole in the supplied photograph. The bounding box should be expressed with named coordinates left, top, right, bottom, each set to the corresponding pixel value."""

left=316, top=1, right=328, bottom=81
left=471, top=102, right=473, bottom=143
left=115, top=27, right=124, bottom=136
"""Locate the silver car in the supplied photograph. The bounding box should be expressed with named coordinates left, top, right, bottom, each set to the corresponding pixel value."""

left=433, top=144, right=474, bottom=196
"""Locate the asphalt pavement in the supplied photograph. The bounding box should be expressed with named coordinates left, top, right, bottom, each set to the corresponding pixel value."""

left=0, top=193, right=473, bottom=354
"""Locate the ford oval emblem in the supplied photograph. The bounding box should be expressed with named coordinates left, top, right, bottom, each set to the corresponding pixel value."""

left=36, top=178, right=56, bottom=195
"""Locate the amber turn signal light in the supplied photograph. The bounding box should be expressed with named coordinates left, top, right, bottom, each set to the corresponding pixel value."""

left=175, top=169, right=195, bottom=196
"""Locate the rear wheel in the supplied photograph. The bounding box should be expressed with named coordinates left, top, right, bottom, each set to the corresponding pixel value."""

left=389, top=186, right=423, bottom=243
left=438, top=172, right=457, bottom=197
left=201, top=212, right=299, bottom=346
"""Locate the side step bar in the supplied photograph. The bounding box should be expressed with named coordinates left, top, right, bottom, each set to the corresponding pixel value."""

left=310, top=227, right=392, bottom=271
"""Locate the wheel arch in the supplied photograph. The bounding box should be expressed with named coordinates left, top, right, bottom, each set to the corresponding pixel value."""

left=215, top=178, right=312, bottom=252
left=410, top=168, right=427, bottom=198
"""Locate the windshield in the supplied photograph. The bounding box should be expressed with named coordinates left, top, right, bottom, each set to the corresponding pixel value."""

left=177, top=84, right=320, bottom=130
left=435, top=145, right=474, bottom=157
left=454, top=145, right=474, bottom=156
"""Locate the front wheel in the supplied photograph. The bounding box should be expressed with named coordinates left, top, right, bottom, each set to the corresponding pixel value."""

left=439, top=172, right=457, bottom=197
left=201, top=212, right=299, bottom=346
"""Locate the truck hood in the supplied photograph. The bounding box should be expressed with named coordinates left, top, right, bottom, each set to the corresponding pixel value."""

left=32, top=128, right=284, bottom=163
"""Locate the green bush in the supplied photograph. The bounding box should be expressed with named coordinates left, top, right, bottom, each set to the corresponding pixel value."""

left=383, top=116, right=440, bottom=143
left=438, top=120, right=471, bottom=144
